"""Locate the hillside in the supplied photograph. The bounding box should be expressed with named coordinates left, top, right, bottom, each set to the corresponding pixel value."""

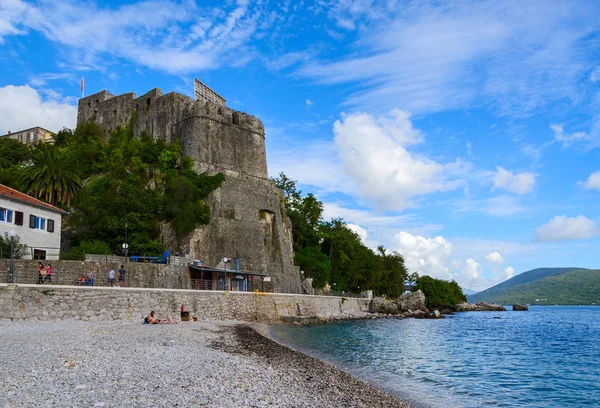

left=469, top=267, right=599, bottom=305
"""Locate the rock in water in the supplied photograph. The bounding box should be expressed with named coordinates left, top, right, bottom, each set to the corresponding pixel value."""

left=369, top=298, right=399, bottom=314
left=456, top=302, right=506, bottom=312
left=397, top=290, right=427, bottom=312
left=513, top=303, right=528, bottom=311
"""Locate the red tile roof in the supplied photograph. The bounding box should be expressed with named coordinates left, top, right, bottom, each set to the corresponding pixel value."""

left=0, top=184, right=68, bottom=214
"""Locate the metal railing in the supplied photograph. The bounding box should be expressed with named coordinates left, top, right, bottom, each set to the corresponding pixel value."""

left=190, top=279, right=264, bottom=292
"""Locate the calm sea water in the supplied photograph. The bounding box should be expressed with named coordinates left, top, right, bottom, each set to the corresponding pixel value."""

left=271, top=306, right=600, bottom=407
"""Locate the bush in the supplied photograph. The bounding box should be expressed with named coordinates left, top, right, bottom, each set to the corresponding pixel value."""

left=415, top=275, right=467, bottom=309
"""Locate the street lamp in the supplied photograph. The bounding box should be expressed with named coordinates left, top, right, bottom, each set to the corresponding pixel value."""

left=124, top=222, right=128, bottom=261
left=8, top=229, right=16, bottom=284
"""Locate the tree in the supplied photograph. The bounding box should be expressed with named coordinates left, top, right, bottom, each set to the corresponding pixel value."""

left=415, top=275, right=467, bottom=309
left=20, top=143, right=81, bottom=207
left=0, top=137, right=30, bottom=188
left=377, top=248, right=408, bottom=298
left=271, top=172, right=301, bottom=212
left=0, top=232, right=28, bottom=259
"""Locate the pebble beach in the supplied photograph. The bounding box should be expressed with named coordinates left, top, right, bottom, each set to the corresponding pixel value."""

left=0, top=320, right=415, bottom=408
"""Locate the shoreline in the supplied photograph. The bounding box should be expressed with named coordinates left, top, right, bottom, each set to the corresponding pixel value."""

left=235, top=323, right=416, bottom=408
left=0, top=319, right=415, bottom=407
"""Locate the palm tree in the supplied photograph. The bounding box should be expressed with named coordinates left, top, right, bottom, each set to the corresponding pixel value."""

left=20, top=144, right=81, bottom=207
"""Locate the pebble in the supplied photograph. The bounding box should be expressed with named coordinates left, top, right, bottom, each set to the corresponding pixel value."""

left=0, top=320, right=413, bottom=407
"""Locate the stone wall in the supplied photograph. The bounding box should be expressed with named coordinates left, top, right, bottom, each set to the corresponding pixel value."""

left=0, top=284, right=370, bottom=323
left=0, top=260, right=188, bottom=289
left=77, top=88, right=299, bottom=293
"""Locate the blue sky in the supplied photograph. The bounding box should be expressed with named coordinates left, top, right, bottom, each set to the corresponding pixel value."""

left=1, top=0, right=600, bottom=291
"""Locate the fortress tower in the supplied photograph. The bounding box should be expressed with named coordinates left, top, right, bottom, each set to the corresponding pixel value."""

left=77, top=88, right=300, bottom=293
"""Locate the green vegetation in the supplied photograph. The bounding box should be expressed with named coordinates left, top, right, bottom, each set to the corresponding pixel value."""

left=272, top=173, right=408, bottom=297
left=414, top=275, right=467, bottom=309
left=469, top=268, right=600, bottom=305
left=1, top=122, right=224, bottom=258
left=0, top=232, right=28, bottom=259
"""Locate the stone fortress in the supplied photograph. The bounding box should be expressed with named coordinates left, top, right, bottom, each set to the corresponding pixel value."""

left=77, top=84, right=299, bottom=293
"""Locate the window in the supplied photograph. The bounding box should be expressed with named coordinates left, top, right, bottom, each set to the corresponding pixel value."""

left=29, top=215, right=46, bottom=230
left=0, top=208, right=13, bottom=223
left=14, top=211, right=23, bottom=226
left=33, top=249, right=46, bottom=260
left=47, top=219, right=55, bottom=233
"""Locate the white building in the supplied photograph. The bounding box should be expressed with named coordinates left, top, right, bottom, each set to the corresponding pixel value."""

left=0, top=126, right=56, bottom=145
left=0, top=184, right=66, bottom=260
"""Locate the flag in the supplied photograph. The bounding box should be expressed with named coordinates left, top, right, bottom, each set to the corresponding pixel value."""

left=80, top=77, right=84, bottom=94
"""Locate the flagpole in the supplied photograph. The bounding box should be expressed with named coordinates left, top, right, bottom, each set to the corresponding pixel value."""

left=81, top=77, right=85, bottom=99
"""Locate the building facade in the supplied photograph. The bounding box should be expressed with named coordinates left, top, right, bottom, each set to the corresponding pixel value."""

left=0, top=127, right=55, bottom=145
left=0, top=184, right=66, bottom=260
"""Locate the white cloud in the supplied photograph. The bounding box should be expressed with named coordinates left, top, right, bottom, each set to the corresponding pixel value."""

left=267, top=137, right=354, bottom=196
left=582, top=171, right=600, bottom=191
left=591, top=67, right=600, bottom=82
left=551, top=123, right=588, bottom=147
left=3, top=0, right=271, bottom=74
left=305, top=99, right=313, bottom=107
left=0, top=85, right=77, bottom=134
left=463, top=258, right=481, bottom=280
left=535, top=215, right=599, bottom=242
left=454, top=195, right=526, bottom=217
left=492, top=166, right=536, bottom=195
left=333, top=110, right=461, bottom=211
left=0, top=0, right=27, bottom=42
left=485, top=252, right=504, bottom=264
left=347, top=223, right=367, bottom=244
left=301, top=1, right=600, bottom=114
left=391, top=232, right=453, bottom=279
left=504, top=266, right=515, bottom=280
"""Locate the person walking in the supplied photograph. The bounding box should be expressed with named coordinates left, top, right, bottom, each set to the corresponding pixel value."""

left=108, top=267, right=115, bottom=287
left=118, top=264, right=126, bottom=287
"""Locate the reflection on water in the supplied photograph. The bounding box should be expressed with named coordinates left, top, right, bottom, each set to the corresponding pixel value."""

left=272, top=307, right=600, bottom=408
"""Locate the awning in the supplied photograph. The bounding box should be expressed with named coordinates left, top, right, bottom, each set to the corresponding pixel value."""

left=188, top=264, right=266, bottom=277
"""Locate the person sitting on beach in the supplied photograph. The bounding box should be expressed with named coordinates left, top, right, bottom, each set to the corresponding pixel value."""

left=144, top=311, right=175, bottom=324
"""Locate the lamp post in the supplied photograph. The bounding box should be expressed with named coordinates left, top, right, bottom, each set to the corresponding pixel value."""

left=8, top=229, right=16, bottom=284
left=124, top=222, right=128, bottom=262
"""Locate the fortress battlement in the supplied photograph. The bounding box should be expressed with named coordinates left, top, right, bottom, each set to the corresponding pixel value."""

left=78, top=88, right=264, bottom=136
left=77, top=87, right=268, bottom=180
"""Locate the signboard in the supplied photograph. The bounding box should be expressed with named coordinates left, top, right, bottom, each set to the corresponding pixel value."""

left=194, top=78, right=226, bottom=106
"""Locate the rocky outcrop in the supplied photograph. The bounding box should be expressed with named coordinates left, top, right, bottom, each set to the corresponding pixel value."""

left=512, top=303, right=528, bottom=311
left=397, top=290, right=427, bottom=312
left=456, top=302, right=506, bottom=312
left=369, top=298, right=399, bottom=314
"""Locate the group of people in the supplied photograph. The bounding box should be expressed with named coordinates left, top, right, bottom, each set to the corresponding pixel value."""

left=73, top=264, right=127, bottom=287
left=37, top=262, right=53, bottom=284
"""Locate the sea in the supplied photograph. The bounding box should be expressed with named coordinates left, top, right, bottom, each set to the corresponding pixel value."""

left=271, top=306, right=600, bottom=408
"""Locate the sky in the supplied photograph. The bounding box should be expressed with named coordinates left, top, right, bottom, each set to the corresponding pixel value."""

left=1, top=0, right=600, bottom=292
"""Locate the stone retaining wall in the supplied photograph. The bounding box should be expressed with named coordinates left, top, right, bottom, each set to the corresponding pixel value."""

left=0, top=284, right=369, bottom=323
left=0, top=260, right=188, bottom=289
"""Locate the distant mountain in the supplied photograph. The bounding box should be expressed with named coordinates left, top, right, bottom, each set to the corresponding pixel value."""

left=469, top=268, right=600, bottom=305
left=462, top=288, right=478, bottom=296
